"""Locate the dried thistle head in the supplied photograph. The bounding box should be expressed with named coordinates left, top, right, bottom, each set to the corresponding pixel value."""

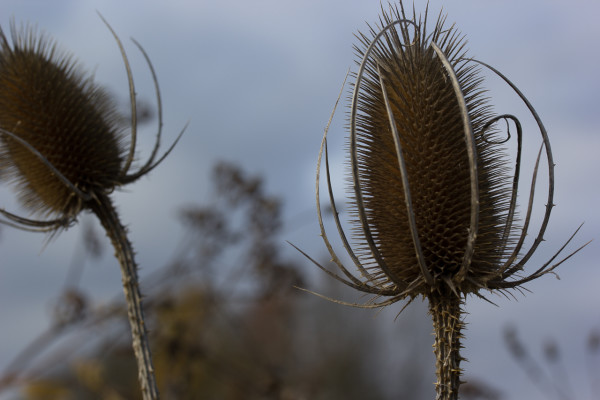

left=0, top=17, right=184, bottom=399
left=0, top=17, right=183, bottom=230
left=297, top=3, right=587, bottom=307
left=0, top=23, right=125, bottom=218
left=351, top=6, right=512, bottom=297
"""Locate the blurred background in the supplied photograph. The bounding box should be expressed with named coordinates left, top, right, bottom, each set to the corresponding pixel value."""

left=0, top=0, right=598, bottom=399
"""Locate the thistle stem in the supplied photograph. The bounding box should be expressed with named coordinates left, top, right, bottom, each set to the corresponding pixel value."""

left=429, top=290, right=464, bottom=400
left=90, top=193, right=159, bottom=400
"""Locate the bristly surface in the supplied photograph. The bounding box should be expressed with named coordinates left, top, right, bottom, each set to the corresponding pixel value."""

left=0, top=23, right=125, bottom=218
left=350, top=4, right=515, bottom=296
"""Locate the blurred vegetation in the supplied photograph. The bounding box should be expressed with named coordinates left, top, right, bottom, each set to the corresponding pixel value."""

left=0, top=162, right=437, bottom=400
left=0, top=88, right=592, bottom=400
left=504, top=325, right=600, bottom=400
left=22, top=99, right=593, bottom=400
left=8, top=160, right=594, bottom=399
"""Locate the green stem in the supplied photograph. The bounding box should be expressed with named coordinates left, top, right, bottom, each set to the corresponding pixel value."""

left=90, top=193, right=159, bottom=400
left=429, top=290, right=464, bottom=400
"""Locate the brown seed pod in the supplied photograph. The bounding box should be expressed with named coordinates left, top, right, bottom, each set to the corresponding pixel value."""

left=0, top=23, right=125, bottom=219
left=351, top=10, right=513, bottom=296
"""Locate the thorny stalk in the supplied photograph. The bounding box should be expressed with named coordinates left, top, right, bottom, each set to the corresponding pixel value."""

left=89, top=193, right=159, bottom=399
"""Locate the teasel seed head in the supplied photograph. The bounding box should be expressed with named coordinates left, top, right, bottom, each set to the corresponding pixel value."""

left=293, top=3, right=588, bottom=398
left=294, top=2, right=588, bottom=308
left=0, top=22, right=125, bottom=219
left=0, top=17, right=185, bottom=399
left=350, top=8, right=514, bottom=296
left=0, top=17, right=185, bottom=230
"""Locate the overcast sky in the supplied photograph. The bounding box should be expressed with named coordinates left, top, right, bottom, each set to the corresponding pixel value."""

left=1, top=1, right=598, bottom=399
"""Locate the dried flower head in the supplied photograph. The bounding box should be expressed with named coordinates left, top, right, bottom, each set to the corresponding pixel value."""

left=0, top=17, right=183, bottom=230
left=0, top=23, right=124, bottom=219
left=0, top=16, right=185, bottom=400
left=295, top=3, right=588, bottom=399
left=299, top=2, right=587, bottom=307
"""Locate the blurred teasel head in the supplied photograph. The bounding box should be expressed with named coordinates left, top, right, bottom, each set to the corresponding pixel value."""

left=0, top=17, right=184, bottom=398
left=298, top=2, right=588, bottom=309
left=0, top=17, right=183, bottom=229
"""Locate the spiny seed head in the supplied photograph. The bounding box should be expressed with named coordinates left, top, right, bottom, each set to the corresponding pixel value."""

left=301, top=2, right=584, bottom=309
left=350, top=6, right=513, bottom=296
left=0, top=23, right=125, bottom=218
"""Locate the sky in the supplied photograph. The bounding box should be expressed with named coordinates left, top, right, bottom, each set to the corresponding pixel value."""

left=0, top=0, right=598, bottom=399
